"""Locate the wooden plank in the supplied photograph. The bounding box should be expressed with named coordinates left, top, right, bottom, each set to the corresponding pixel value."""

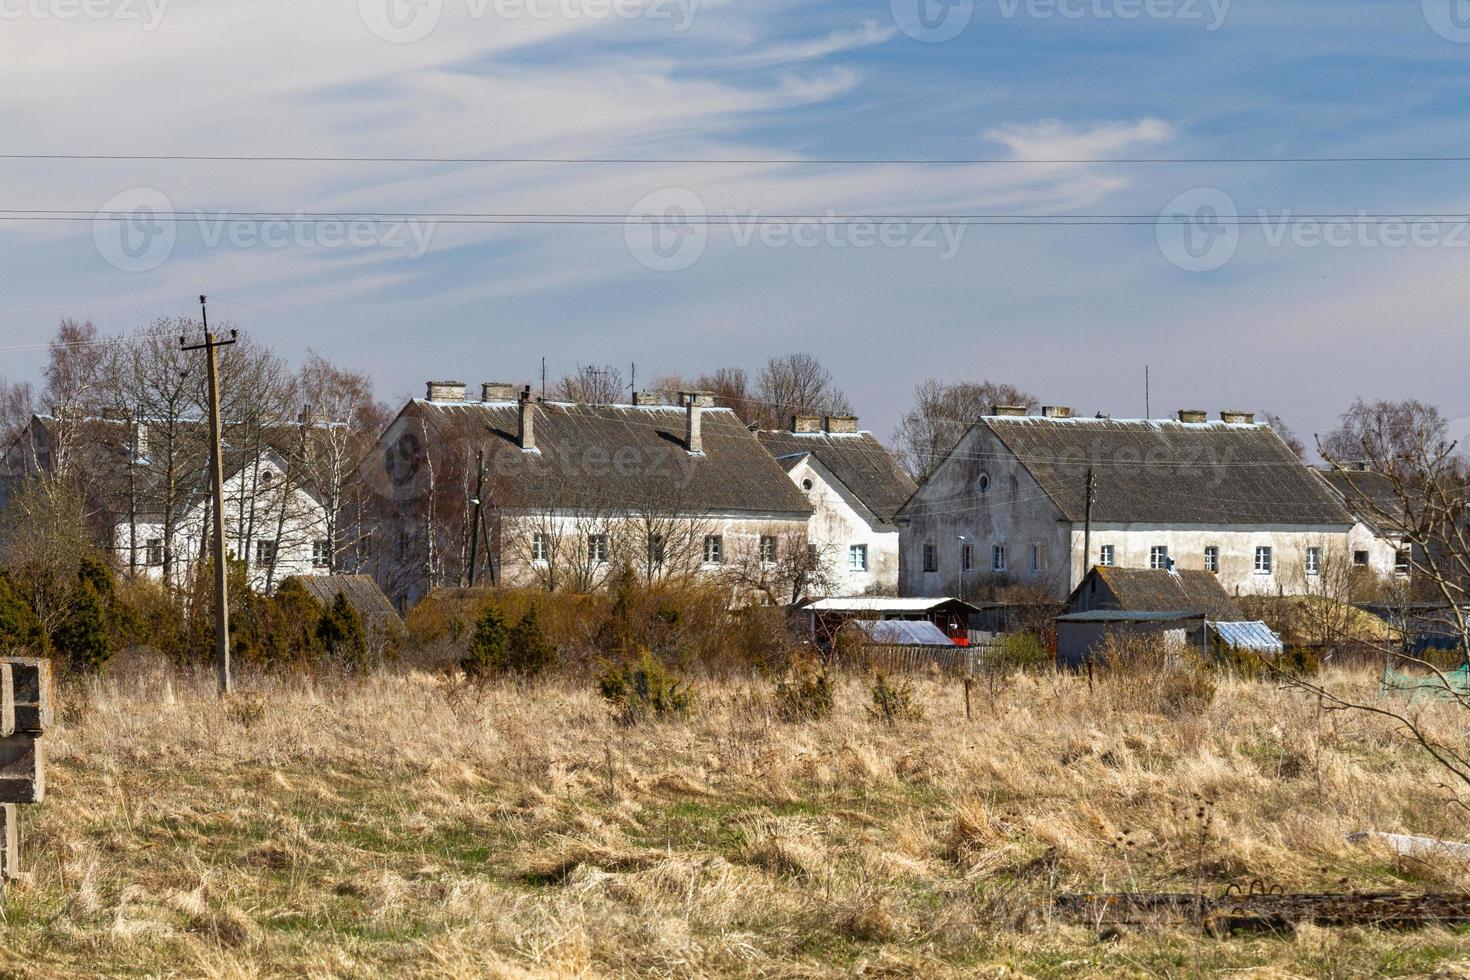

left=1348, top=831, right=1470, bottom=861
left=1054, top=891, right=1470, bottom=932
left=0, top=734, right=43, bottom=804
left=0, top=658, right=53, bottom=733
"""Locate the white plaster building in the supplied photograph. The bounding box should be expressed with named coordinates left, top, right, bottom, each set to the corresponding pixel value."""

left=758, top=416, right=917, bottom=595
left=896, top=407, right=1356, bottom=602
left=357, top=383, right=814, bottom=606
left=1317, top=467, right=1412, bottom=580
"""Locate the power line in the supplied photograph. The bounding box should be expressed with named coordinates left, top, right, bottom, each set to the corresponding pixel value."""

left=7, top=152, right=1470, bottom=165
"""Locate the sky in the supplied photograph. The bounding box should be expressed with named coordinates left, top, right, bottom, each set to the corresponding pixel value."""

left=3, top=0, right=1470, bottom=450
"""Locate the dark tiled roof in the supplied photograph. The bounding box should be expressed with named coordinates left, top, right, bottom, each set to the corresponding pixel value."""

left=404, top=400, right=812, bottom=516
left=1077, top=566, right=1246, bottom=620
left=289, top=574, right=402, bottom=627
left=1318, top=469, right=1405, bottom=530
left=980, top=417, right=1352, bottom=526
left=757, top=430, right=917, bottom=521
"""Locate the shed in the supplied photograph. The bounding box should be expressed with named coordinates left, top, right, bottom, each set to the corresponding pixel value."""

left=1067, top=566, right=1245, bottom=620
left=843, top=619, right=955, bottom=647
left=286, top=575, right=402, bottom=635
left=1055, top=610, right=1203, bottom=669
left=801, top=596, right=978, bottom=646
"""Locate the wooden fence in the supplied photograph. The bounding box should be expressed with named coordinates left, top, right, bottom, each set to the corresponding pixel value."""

left=853, top=641, right=1003, bottom=676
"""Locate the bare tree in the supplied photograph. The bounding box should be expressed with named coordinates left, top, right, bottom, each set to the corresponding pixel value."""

left=722, top=529, right=839, bottom=606
left=754, top=353, right=852, bottom=429
left=652, top=367, right=755, bottom=423
left=554, top=364, right=627, bottom=405
left=1262, top=410, right=1306, bottom=461
left=1321, top=398, right=1450, bottom=473
left=40, top=318, right=112, bottom=479
left=892, top=379, right=1038, bottom=480
left=0, top=377, right=35, bottom=446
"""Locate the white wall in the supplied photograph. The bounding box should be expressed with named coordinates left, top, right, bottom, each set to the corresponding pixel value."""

left=784, top=456, right=900, bottom=595
left=111, top=454, right=330, bottom=592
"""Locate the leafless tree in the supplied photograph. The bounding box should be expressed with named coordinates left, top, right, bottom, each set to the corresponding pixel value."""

left=554, top=364, right=627, bottom=405
left=892, top=379, right=1038, bottom=480
left=722, top=529, right=839, bottom=606
left=0, top=377, right=34, bottom=446
left=652, top=367, right=755, bottom=423
left=1320, top=398, right=1450, bottom=474
left=0, top=474, right=94, bottom=637
left=40, top=318, right=112, bottom=479
left=1262, top=410, right=1306, bottom=460
left=754, top=353, right=853, bottom=429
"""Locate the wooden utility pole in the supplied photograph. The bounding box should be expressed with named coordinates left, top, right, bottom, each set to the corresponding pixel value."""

left=466, top=449, right=485, bottom=587
left=181, top=296, right=237, bottom=696
left=1082, top=467, right=1097, bottom=581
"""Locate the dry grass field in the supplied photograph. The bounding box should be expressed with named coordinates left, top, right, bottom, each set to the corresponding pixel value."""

left=4, top=662, right=1470, bottom=977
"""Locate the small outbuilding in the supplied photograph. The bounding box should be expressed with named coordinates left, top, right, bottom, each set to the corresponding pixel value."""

left=1055, top=610, right=1204, bottom=669
left=801, top=596, right=979, bottom=647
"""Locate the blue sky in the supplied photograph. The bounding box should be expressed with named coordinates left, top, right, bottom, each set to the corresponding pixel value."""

left=2, top=0, right=1469, bottom=447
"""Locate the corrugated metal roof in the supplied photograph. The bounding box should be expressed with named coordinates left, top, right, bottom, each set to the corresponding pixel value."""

left=1210, top=620, right=1284, bottom=652
left=846, top=619, right=954, bottom=646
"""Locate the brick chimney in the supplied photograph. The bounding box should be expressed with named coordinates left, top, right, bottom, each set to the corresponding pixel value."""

left=480, top=382, right=518, bottom=402
left=517, top=385, right=537, bottom=450
left=1220, top=410, right=1256, bottom=424
left=824, top=415, right=859, bottom=434
left=426, top=381, right=466, bottom=403
left=632, top=391, right=662, bottom=407
left=1177, top=409, right=1208, bottom=423
left=991, top=405, right=1028, bottom=417
left=791, top=415, right=823, bottom=433
left=681, top=391, right=713, bottom=453
left=1041, top=406, right=1072, bottom=419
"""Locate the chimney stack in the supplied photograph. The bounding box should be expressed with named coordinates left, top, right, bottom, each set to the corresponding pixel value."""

left=1220, top=410, right=1256, bottom=425
left=1177, top=409, right=1208, bottom=423
left=1041, top=406, right=1072, bottom=419
left=518, top=385, right=537, bottom=450
left=991, top=405, right=1028, bottom=417
left=791, top=415, right=823, bottom=433
left=681, top=391, right=712, bottom=453
left=426, top=381, right=466, bottom=403
left=632, top=391, right=661, bottom=407
left=824, top=415, right=859, bottom=434
left=481, top=382, right=518, bottom=402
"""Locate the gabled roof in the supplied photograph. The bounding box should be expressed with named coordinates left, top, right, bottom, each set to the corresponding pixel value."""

left=963, top=416, right=1352, bottom=526
left=289, top=575, right=401, bottom=627
left=843, top=619, right=955, bottom=646
left=401, top=400, right=811, bottom=517
left=1318, top=469, right=1405, bottom=532
left=1073, top=566, right=1246, bottom=620
left=757, top=429, right=917, bottom=521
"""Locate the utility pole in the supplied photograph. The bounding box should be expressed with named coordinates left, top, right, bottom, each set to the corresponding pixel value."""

left=540, top=357, right=546, bottom=400
left=181, top=296, right=237, bottom=696
left=1082, top=467, right=1097, bottom=583
left=466, top=449, right=485, bottom=587
left=1144, top=364, right=1151, bottom=419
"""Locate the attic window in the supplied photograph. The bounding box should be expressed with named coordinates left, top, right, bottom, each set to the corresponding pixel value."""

left=801, top=478, right=814, bottom=491
left=977, top=473, right=991, bottom=494
left=260, top=470, right=274, bottom=488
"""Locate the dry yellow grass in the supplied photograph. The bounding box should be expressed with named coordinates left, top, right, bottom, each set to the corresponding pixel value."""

left=4, top=662, right=1470, bottom=977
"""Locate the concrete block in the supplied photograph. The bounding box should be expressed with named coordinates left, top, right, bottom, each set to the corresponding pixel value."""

left=0, top=663, right=13, bottom=738
left=0, top=804, right=18, bottom=880
left=0, top=658, right=53, bottom=732
left=0, top=734, right=43, bottom=804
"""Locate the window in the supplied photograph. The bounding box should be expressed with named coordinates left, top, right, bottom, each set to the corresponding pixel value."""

left=649, top=534, right=666, bottom=566
left=1204, top=546, right=1220, bottom=574
left=849, top=544, right=868, bottom=572
left=977, top=473, right=991, bottom=494
left=145, top=538, right=163, bottom=567
left=1305, top=547, right=1322, bottom=577
left=255, top=539, right=277, bottom=565
left=588, top=533, right=609, bottom=564
left=1149, top=545, right=1169, bottom=570
left=703, top=535, right=724, bottom=565
left=1395, top=549, right=1411, bottom=575
left=992, top=544, right=1007, bottom=572
left=807, top=543, right=820, bottom=566
left=801, top=478, right=814, bottom=491
left=923, top=542, right=938, bottom=573
left=259, top=470, right=274, bottom=488
left=1254, top=546, right=1273, bottom=575
left=312, top=540, right=331, bottom=568
left=1098, top=544, right=1114, bottom=567
left=531, top=532, right=549, bottom=563
left=1353, top=550, right=1370, bottom=567
left=759, top=536, right=777, bottom=565
left=962, top=543, right=973, bottom=571
left=1030, top=543, right=1042, bottom=573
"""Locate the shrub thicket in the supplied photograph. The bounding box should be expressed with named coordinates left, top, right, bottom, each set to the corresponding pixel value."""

left=461, top=605, right=510, bottom=682
left=774, top=658, right=834, bottom=722
left=598, top=649, right=694, bottom=725
left=868, top=673, right=923, bottom=724
left=317, top=592, right=370, bottom=672
left=0, top=570, right=44, bottom=654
